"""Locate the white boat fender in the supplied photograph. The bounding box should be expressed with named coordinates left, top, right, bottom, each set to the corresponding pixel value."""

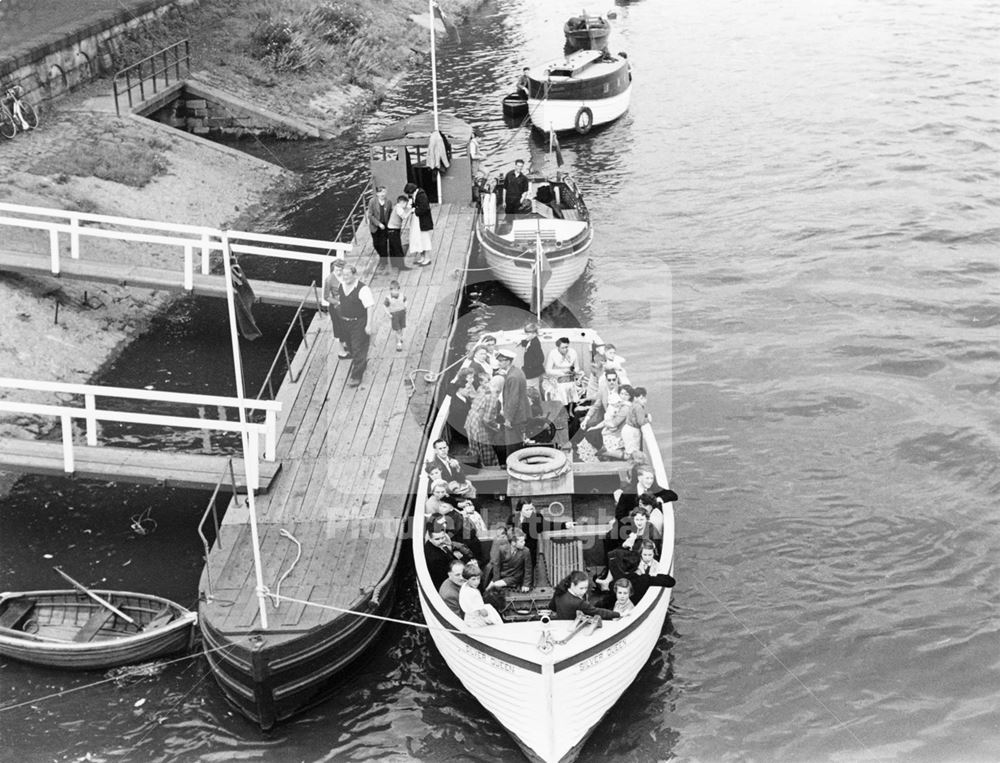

left=574, top=107, right=593, bottom=135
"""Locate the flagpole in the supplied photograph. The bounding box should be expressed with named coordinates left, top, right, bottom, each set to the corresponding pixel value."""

left=222, top=239, right=270, bottom=630
left=429, top=0, right=442, bottom=202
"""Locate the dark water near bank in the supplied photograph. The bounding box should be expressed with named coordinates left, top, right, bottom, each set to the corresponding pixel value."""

left=2, top=0, right=999, bottom=760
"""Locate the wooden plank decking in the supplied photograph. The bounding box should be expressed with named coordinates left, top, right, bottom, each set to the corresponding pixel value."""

left=200, top=202, right=476, bottom=636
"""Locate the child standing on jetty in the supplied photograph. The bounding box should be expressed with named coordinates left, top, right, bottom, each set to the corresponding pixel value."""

left=384, top=279, right=407, bottom=351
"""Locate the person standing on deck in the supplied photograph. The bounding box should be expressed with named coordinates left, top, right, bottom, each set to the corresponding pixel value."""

left=322, top=258, right=348, bottom=356
left=367, top=186, right=393, bottom=270
left=383, top=279, right=407, bottom=352
left=503, top=159, right=530, bottom=215
left=338, top=265, right=376, bottom=388
left=468, top=127, right=484, bottom=177
left=496, top=348, right=530, bottom=461
left=405, top=182, right=434, bottom=267
left=387, top=194, right=412, bottom=273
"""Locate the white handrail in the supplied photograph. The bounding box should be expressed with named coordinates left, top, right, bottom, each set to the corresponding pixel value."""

left=0, top=202, right=350, bottom=287
left=0, top=377, right=281, bottom=412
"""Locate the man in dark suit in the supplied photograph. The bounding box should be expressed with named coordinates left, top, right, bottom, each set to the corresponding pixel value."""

left=496, top=348, right=529, bottom=461
left=503, top=159, right=530, bottom=214
left=427, top=439, right=477, bottom=498
left=424, top=519, right=473, bottom=589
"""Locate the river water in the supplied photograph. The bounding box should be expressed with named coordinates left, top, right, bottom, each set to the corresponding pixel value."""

left=2, top=0, right=998, bottom=760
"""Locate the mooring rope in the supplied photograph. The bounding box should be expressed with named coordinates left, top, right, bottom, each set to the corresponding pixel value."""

left=270, top=529, right=303, bottom=609
left=0, top=639, right=243, bottom=714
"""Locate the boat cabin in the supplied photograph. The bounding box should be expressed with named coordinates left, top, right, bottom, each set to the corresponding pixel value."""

left=369, top=111, right=474, bottom=204
left=545, top=49, right=605, bottom=79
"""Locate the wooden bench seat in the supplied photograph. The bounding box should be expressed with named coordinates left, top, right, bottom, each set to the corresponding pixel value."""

left=145, top=605, right=175, bottom=631
left=513, top=227, right=559, bottom=242
left=74, top=608, right=116, bottom=642
left=0, top=599, right=35, bottom=630
left=465, top=460, right=630, bottom=493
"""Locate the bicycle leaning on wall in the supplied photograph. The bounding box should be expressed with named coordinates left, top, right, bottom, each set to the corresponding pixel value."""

left=0, top=85, right=40, bottom=139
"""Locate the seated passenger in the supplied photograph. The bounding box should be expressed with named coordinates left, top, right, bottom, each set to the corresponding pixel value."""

left=459, top=565, right=504, bottom=627
left=613, top=578, right=635, bottom=616
left=438, top=559, right=466, bottom=617
left=621, top=506, right=662, bottom=555
left=427, top=439, right=477, bottom=498
left=602, top=343, right=629, bottom=384
left=488, top=529, right=534, bottom=593
left=614, top=466, right=679, bottom=531
left=506, top=499, right=574, bottom=576
left=424, top=520, right=473, bottom=590
left=599, top=384, right=633, bottom=460
left=549, top=570, right=620, bottom=621
left=544, top=337, right=581, bottom=409
left=629, top=540, right=676, bottom=602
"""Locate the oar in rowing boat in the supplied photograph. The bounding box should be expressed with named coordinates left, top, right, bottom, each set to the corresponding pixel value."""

left=52, top=567, right=138, bottom=627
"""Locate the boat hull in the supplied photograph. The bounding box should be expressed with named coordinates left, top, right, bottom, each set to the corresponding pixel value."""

left=412, top=330, right=677, bottom=762
left=527, top=82, right=631, bottom=134
left=0, top=589, right=196, bottom=670
left=478, top=233, right=590, bottom=308
left=417, top=585, right=670, bottom=763
left=199, top=577, right=396, bottom=730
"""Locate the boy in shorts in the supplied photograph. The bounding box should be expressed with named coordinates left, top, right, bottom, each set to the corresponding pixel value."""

left=384, top=279, right=407, bottom=351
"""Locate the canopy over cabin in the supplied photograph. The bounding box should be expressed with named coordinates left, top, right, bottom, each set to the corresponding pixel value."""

left=370, top=111, right=474, bottom=204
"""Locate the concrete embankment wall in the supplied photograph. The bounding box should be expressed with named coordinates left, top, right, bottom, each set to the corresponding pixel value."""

left=0, top=0, right=194, bottom=105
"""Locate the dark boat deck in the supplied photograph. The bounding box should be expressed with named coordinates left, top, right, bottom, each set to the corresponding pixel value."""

left=200, top=202, right=475, bottom=637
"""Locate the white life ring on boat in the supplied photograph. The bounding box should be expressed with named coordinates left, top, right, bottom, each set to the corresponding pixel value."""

left=574, top=107, right=593, bottom=135
left=506, top=447, right=569, bottom=479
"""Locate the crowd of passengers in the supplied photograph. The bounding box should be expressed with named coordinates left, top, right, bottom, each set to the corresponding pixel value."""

left=423, top=327, right=680, bottom=628
left=445, top=324, right=654, bottom=467
left=424, top=478, right=677, bottom=628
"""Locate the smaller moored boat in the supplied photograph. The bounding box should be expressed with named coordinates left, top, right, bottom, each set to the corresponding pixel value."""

left=563, top=13, right=611, bottom=52
left=523, top=49, right=632, bottom=135
left=476, top=171, right=593, bottom=310
left=501, top=91, right=529, bottom=119
left=0, top=589, right=196, bottom=670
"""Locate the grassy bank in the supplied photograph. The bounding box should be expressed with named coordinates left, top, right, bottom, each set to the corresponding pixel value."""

left=114, top=0, right=484, bottom=133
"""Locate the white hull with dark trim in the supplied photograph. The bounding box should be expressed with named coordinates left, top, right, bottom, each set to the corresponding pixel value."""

left=478, top=238, right=591, bottom=309
left=527, top=84, right=632, bottom=134
left=413, top=328, right=675, bottom=763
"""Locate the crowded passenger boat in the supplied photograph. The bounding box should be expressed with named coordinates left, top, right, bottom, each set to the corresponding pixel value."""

left=412, top=325, right=677, bottom=763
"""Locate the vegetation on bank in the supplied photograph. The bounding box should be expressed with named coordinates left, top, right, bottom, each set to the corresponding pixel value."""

left=106, top=0, right=478, bottom=128
left=29, top=130, right=171, bottom=190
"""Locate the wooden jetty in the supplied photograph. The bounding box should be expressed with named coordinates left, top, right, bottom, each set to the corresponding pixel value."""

left=199, top=202, right=476, bottom=729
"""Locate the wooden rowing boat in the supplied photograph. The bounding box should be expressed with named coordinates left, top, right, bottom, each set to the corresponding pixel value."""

left=0, top=589, right=196, bottom=669
left=413, top=327, right=676, bottom=763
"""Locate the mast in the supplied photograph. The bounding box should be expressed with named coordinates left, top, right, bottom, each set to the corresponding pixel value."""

left=221, top=237, right=270, bottom=630
left=430, top=0, right=443, bottom=202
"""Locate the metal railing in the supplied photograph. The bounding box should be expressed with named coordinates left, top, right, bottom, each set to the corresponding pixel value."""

left=198, top=458, right=242, bottom=599
left=257, top=281, right=324, bottom=400
left=331, top=180, right=373, bottom=246
left=112, top=39, right=191, bottom=116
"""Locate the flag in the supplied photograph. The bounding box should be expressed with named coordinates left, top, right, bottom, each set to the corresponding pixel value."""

left=529, top=235, right=553, bottom=316
left=549, top=129, right=564, bottom=168
left=432, top=1, right=461, bottom=41
left=230, top=257, right=262, bottom=341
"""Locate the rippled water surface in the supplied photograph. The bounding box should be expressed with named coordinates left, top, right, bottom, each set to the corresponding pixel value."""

left=2, top=0, right=999, bottom=760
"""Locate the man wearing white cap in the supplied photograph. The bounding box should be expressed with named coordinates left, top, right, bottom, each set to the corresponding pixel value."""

left=495, top=348, right=529, bottom=461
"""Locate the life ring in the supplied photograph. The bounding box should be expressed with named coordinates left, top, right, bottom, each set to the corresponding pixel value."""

left=506, top=447, right=569, bottom=479
left=574, top=107, right=593, bottom=135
